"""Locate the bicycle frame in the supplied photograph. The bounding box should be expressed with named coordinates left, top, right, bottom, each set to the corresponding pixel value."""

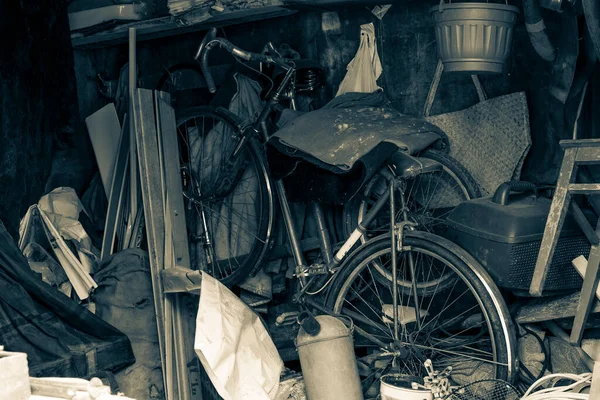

left=195, top=37, right=421, bottom=332
left=211, top=60, right=416, bottom=323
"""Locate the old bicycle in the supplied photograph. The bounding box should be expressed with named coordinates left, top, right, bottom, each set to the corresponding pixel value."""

left=176, top=29, right=516, bottom=394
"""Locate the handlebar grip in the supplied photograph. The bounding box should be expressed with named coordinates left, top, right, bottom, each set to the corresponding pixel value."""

left=200, top=42, right=217, bottom=94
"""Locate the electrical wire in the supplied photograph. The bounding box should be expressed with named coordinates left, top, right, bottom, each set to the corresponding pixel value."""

left=519, top=325, right=551, bottom=390
left=520, top=373, right=592, bottom=400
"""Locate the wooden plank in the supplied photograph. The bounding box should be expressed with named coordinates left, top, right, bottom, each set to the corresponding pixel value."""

left=282, top=0, right=398, bottom=8
left=133, top=88, right=169, bottom=393
left=156, top=91, right=197, bottom=400
left=71, top=7, right=297, bottom=48
left=561, top=138, right=600, bottom=148
left=571, top=234, right=600, bottom=344
left=515, top=292, right=600, bottom=324
left=84, top=103, right=121, bottom=196
left=530, top=148, right=578, bottom=296
left=571, top=202, right=600, bottom=245
left=573, top=255, right=600, bottom=300
left=157, top=92, right=191, bottom=270
left=591, top=362, right=600, bottom=398
left=569, top=183, right=600, bottom=194
left=575, top=146, right=600, bottom=163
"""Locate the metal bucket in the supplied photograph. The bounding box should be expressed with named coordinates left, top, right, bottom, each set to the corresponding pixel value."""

left=430, top=2, right=519, bottom=74
left=296, top=315, right=363, bottom=400
left=380, top=374, right=432, bottom=400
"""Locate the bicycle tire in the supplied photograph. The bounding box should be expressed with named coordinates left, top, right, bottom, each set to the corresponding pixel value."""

left=325, top=232, right=516, bottom=396
left=177, top=106, right=274, bottom=286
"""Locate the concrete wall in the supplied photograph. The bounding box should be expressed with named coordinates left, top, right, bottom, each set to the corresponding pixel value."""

left=0, top=0, right=93, bottom=238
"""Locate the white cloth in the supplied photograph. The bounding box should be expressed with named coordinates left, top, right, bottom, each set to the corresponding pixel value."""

left=336, top=22, right=383, bottom=96
left=194, top=272, right=283, bottom=400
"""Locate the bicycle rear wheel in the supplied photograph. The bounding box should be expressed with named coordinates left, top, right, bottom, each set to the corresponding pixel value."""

left=344, top=148, right=481, bottom=238
left=177, top=107, right=274, bottom=286
left=326, top=232, right=516, bottom=397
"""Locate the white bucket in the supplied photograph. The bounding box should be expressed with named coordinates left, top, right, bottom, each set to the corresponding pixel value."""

left=380, top=374, right=432, bottom=400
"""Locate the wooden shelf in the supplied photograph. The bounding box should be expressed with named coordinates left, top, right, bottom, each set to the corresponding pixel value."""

left=71, top=6, right=298, bottom=49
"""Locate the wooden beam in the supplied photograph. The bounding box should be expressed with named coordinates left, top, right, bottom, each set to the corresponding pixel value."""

left=530, top=148, right=577, bottom=296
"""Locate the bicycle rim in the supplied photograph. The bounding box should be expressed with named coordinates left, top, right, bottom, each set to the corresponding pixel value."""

left=326, top=233, right=515, bottom=397
left=177, top=107, right=273, bottom=286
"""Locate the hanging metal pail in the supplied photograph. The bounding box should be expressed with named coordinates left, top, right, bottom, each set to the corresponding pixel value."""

left=430, top=2, right=520, bottom=74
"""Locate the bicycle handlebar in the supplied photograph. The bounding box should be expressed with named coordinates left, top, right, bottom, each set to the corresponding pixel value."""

left=195, top=30, right=293, bottom=94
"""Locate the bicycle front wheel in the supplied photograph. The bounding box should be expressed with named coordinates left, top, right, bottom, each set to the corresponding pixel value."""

left=177, top=106, right=274, bottom=286
left=326, top=232, right=516, bottom=397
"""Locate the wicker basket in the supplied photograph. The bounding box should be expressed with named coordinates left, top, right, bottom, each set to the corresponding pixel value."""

left=430, top=1, right=519, bottom=74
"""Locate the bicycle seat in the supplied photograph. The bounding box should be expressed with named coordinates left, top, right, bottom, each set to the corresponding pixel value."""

left=388, top=151, right=443, bottom=179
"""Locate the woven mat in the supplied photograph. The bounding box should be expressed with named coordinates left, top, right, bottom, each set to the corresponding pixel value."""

left=426, top=92, right=531, bottom=195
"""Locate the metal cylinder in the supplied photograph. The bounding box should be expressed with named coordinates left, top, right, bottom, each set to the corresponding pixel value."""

left=296, top=315, right=363, bottom=400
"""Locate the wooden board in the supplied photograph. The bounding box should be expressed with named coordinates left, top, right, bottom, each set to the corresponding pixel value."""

left=71, top=6, right=297, bottom=48
left=516, top=292, right=600, bottom=324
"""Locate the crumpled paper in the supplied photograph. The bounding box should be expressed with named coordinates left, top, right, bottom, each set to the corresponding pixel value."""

left=194, top=272, right=283, bottom=400
left=38, top=187, right=99, bottom=274
left=336, top=22, right=382, bottom=96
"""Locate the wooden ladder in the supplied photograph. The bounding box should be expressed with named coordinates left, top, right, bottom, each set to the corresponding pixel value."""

left=529, top=139, right=600, bottom=345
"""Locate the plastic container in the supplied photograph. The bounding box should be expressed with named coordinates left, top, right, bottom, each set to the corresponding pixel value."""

left=380, top=374, right=432, bottom=400
left=430, top=2, right=520, bottom=74
left=443, top=187, right=594, bottom=292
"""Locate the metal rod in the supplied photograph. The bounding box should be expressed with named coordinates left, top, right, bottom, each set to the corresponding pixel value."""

left=423, top=59, right=444, bottom=117
left=128, top=28, right=138, bottom=244
left=275, top=180, right=307, bottom=281
left=399, top=184, right=422, bottom=331
left=100, top=115, right=130, bottom=261
left=312, top=203, right=333, bottom=265
left=390, top=182, right=399, bottom=342
left=360, top=187, right=390, bottom=229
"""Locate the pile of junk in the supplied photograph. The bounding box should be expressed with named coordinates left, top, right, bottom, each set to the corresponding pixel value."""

left=3, top=0, right=600, bottom=400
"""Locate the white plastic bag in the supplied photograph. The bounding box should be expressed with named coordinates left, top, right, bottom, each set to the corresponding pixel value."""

left=336, top=22, right=383, bottom=96
left=194, top=272, right=283, bottom=400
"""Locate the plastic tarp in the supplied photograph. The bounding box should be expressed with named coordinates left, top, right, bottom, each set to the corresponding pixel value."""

left=0, top=220, right=134, bottom=377
left=268, top=92, right=445, bottom=203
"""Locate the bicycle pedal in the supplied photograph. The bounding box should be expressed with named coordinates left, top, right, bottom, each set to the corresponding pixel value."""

left=275, top=311, right=300, bottom=326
